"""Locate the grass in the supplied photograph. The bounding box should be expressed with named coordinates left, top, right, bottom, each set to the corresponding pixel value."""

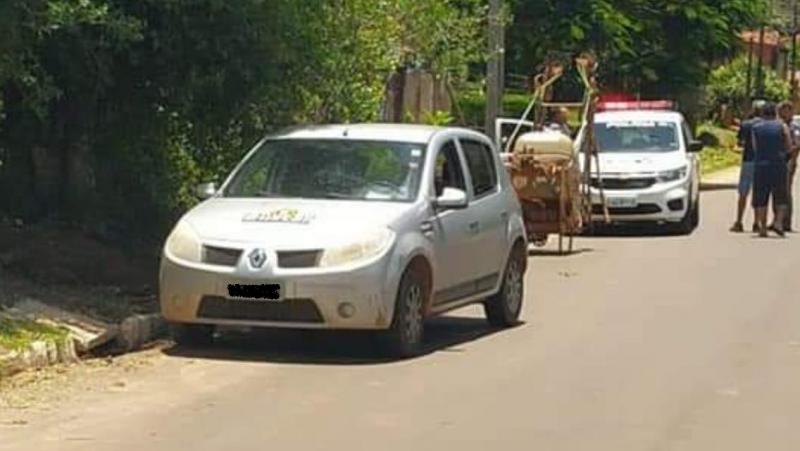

left=696, top=122, right=741, bottom=174
left=0, top=315, right=68, bottom=353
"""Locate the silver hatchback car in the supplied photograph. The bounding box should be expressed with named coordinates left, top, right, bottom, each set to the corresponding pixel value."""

left=160, top=124, right=528, bottom=356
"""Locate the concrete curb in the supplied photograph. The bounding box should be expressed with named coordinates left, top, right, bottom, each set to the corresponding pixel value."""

left=117, top=313, right=167, bottom=352
left=699, top=181, right=738, bottom=191
left=1, top=313, right=167, bottom=379
left=700, top=166, right=740, bottom=192
left=0, top=336, right=78, bottom=378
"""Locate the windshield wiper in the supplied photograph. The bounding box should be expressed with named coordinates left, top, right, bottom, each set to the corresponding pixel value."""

left=321, top=192, right=356, bottom=200
left=257, top=191, right=302, bottom=199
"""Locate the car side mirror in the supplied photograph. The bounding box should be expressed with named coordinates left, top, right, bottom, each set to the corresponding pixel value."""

left=433, top=187, right=468, bottom=210
left=195, top=182, right=218, bottom=200
left=688, top=141, right=704, bottom=153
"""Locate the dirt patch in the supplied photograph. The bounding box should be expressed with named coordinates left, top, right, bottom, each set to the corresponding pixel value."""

left=0, top=222, right=158, bottom=291
left=0, top=272, right=158, bottom=324
left=0, top=343, right=167, bottom=411
left=0, top=221, right=160, bottom=322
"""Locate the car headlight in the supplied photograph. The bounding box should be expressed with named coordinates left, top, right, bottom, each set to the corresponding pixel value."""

left=165, top=220, right=202, bottom=262
left=318, top=228, right=395, bottom=268
left=657, top=166, right=688, bottom=183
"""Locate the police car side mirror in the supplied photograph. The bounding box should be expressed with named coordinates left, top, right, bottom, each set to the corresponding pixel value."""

left=688, top=141, right=704, bottom=153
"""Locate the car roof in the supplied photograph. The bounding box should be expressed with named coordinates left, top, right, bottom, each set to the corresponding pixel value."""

left=269, top=123, right=481, bottom=144
left=595, top=110, right=685, bottom=123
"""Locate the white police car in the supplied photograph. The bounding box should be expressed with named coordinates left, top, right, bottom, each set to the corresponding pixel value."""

left=579, top=102, right=703, bottom=233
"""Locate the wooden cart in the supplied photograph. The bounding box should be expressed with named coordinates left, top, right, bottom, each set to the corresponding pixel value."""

left=496, top=54, right=607, bottom=255
left=505, top=138, right=584, bottom=254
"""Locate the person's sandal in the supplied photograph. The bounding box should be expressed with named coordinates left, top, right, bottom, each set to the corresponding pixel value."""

left=729, top=223, right=744, bottom=233
left=769, top=224, right=786, bottom=238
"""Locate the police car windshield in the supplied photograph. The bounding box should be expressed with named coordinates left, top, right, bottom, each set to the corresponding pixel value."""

left=594, top=121, right=680, bottom=153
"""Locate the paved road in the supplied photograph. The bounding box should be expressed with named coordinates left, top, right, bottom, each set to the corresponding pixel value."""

left=3, top=186, right=800, bottom=451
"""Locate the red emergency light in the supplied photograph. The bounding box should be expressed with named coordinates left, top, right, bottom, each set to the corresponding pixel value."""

left=597, top=100, right=675, bottom=112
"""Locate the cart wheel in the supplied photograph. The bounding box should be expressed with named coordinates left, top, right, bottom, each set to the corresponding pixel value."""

left=532, top=234, right=548, bottom=247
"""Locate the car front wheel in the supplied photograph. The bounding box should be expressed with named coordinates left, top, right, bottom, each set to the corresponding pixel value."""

left=383, top=267, right=427, bottom=358
left=484, top=245, right=525, bottom=327
left=671, top=196, right=698, bottom=235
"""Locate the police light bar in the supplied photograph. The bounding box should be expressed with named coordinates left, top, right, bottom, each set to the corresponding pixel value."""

left=598, top=100, right=675, bottom=112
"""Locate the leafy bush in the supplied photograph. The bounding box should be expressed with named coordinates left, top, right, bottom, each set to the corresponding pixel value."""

left=706, top=56, right=791, bottom=118
left=696, top=122, right=741, bottom=174
left=456, top=89, right=532, bottom=127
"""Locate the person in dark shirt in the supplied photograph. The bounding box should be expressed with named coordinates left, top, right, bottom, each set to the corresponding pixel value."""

left=751, top=102, right=791, bottom=237
left=730, top=101, right=765, bottom=232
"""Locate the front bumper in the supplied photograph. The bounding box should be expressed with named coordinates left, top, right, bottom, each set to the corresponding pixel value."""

left=589, top=179, right=690, bottom=223
left=159, top=251, right=397, bottom=330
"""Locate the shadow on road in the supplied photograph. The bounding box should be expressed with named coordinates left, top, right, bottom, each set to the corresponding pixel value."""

left=162, top=315, right=518, bottom=365
left=583, top=223, right=686, bottom=239
left=528, top=247, right=595, bottom=257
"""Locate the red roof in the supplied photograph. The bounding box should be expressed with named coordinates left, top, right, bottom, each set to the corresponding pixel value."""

left=741, top=29, right=782, bottom=47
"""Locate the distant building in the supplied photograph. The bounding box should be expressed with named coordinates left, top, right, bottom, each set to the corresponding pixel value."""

left=740, top=29, right=784, bottom=71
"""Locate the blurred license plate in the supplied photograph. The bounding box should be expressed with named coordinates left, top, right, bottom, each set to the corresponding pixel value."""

left=607, top=196, right=637, bottom=208
left=227, top=283, right=282, bottom=301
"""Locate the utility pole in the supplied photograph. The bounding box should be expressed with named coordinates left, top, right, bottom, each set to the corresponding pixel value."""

left=485, top=0, right=504, bottom=140
left=747, top=35, right=755, bottom=105
left=755, top=25, right=767, bottom=98
left=792, top=0, right=798, bottom=99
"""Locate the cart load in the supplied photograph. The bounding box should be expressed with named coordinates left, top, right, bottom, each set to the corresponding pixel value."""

left=508, top=130, right=575, bottom=200
left=505, top=130, right=583, bottom=251
left=494, top=54, right=606, bottom=254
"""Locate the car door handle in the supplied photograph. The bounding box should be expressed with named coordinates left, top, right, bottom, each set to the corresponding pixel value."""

left=469, top=221, right=480, bottom=233
left=420, top=221, right=434, bottom=235
left=500, top=211, right=509, bottom=221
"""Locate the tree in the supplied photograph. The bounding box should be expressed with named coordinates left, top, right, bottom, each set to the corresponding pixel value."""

left=0, top=0, right=486, bottom=240
left=506, top=0, right=769, bottom=98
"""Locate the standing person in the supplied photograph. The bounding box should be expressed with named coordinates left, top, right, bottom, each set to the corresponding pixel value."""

left=546, top=107, right=572, bottom=137
left=751, top=102, right=791, bottom=237
left=777, top=101, right=799, bottom=231
left=730, top=101, right=765, bottom=232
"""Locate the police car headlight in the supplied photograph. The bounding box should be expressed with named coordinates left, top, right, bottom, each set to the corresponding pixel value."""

left=318, top=228, right=395, bottom=268
left=165, top=220, right=202, bottom=262
left=657, top=166, right=688, bottom=183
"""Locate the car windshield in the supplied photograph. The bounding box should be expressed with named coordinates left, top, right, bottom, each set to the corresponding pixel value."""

left=594, top=120, right=680, bottom=153
left=224, top=139, right=425, bottom=202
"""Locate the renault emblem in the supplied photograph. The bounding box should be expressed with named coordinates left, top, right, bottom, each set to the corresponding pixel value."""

left=248, top=248, right=267, bottom=268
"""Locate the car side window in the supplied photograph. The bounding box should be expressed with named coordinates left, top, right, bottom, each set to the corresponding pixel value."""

left=434, top=140, right=466, bottom=197
left=460, top=139, right=498, bottom=198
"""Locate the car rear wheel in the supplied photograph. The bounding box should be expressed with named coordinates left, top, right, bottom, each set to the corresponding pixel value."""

left=382, top=267, right=427, bottom=358
left=484, top=245, right=525, bottom=327
left=170, top=323, right=215, bottom=346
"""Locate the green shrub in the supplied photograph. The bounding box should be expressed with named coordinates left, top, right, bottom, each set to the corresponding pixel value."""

left=696, top=122, right=741, bottom=174
left=706, top=56, right=791, bottom=118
